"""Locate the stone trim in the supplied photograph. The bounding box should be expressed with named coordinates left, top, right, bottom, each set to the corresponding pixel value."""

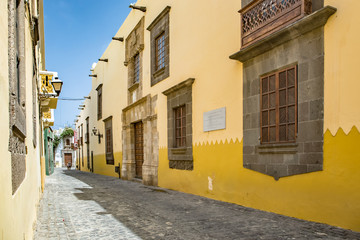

left=147, top=6, right=171, bottom=31
left=162, top=78, right=195, bottom=96
left=148, top=7, right=171, bottom=86
left=8, top=0, right=27, bottom=195
left=122, top=95, right=159, bottom=186
left=102, top=115, right=113, bottom=122
left=126, top=18, right=145, bottom=105
left=128, top=82, right=139, bottom=92
left=163, top=78, right=194, bottom=170
left=122, top=95, right=149, bottom=113
left=96, top=83, right=103, bottom=90
left=230, top=6, right=336, bottom=62
left=257, top=143, right=298, bottom=154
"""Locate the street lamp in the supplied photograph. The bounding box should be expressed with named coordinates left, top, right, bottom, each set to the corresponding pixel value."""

left=51, top=78, right=63, bottom=96
left=92, top=127, right=103, bottom=144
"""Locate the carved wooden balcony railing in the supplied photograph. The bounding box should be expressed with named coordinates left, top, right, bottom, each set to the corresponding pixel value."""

left=240, top=0, right=312, bottom=48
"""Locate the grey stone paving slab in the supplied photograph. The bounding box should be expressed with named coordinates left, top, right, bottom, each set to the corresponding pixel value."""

left=33, top=169, right=140, bottom=240
left=34, top=168, right=360, bottom=240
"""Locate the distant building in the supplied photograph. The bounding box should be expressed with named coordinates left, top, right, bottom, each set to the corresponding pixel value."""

left=61, top=134, right=76, bottom=168
left=54, top=128, right=76, bottom=168
left=54, top=128, right=63, bottom=167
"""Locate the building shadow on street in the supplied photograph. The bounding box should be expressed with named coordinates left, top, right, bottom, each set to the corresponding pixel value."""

left=63, top=170, right=360, bottom=240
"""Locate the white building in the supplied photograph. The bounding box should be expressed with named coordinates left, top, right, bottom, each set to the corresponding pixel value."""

left=54, top=128, right=76, bottom=168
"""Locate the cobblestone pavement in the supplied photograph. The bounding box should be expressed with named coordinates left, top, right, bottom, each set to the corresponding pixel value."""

left=34, top=168, right=360, bottom=240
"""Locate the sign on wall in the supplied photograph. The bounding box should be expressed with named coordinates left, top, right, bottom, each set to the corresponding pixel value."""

left=203, top=107, right=226, bottom=132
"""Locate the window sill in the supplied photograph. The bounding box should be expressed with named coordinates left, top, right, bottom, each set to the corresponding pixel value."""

left=256, top=143, right=298, bottom=154
left=153, top=67, right=165, bottom=78
left=128, top=82, right=139, bottom=92
left=106, top=160, right=114, bottom=165
left=170, top=147, right=187, bottom=155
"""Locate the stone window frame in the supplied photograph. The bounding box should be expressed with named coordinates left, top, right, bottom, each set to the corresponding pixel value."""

left=103, top=116, right=114, bottom=165
left=96, top=84, right=103, bottom=120
left=32, top=63, right=37, bottom=147
left=147, top=6, right=170, bottom=86
left=77, top=125, right=82, bottom=169
left=260, top=65, right=298, bottom=144
left=163, top=78, right=194, bottom=170
left=81, top=124, right=84, bottom=167
left=85, top=117, right=90, bottom=169
left=8, top=0, right=27, bottom=195
left=125, top=17, right=145, bottom=104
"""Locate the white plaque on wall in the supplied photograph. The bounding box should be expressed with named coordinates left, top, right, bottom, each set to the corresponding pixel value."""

left=203, top=107, right=226, bottom=132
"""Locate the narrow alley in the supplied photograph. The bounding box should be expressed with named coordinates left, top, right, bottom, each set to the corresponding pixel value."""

left=34, top=169, right=360, bottom=240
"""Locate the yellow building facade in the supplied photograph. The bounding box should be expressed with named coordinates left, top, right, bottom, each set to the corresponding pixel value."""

left=76, top=0, right=360, bottom=232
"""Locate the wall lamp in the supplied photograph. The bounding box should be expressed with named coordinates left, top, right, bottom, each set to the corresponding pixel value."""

left=112, top=37, right=124, bottom=42
left=98, top=58, right=108, bottom=62
left=89, top=74, right=97, bottom=77
left=38, top=77, right=63, bottom=99
left=129, top=4, right=146, bottom=12
left=52, top=77, right=64, bottom=96
left=92, top=127, right=103, bottom=144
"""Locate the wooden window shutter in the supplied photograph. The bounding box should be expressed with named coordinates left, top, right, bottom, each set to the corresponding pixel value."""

left=260, top=66, right=297, bottom=144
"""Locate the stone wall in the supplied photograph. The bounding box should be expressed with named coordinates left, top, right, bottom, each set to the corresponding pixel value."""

left=243, top=27, right=324, bottom=179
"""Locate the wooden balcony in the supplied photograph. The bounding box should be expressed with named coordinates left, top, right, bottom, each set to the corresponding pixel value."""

left=240, top=0, right=312, bottom=48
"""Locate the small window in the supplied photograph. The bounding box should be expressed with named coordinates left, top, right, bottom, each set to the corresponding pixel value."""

left=174, top=105, right=186, bottom=148
left=104, top=118, right=114, bottom=165
left=66, top=139, right=70, bottom=146
left=148, top=7, right=170, bottom=86
left=261, top=65, right=297, bottom=144
left=97, top=84, right=102, bottom=120
left=134, top=53, right=140, bottom=84
left=155, top=33, right=165, bottom=71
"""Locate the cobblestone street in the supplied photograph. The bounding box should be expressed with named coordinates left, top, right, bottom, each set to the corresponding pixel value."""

left=34, top=168, right=360, bottom=240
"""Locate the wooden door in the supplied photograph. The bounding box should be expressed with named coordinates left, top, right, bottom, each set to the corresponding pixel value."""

left=64, top=153, right=72, bottom=167
left=134, top=122, right=144, bottom=178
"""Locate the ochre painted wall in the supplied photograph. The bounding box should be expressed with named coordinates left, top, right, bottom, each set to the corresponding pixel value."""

left=159, top=128, right=360, bottom=231
left=92, top=152, right=122, bottom=178
left=324, top=0, right=360, bottom=134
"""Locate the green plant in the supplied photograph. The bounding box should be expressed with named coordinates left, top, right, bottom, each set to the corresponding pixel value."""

left=60, top=127, right=74, bottom=139
left=53, top=135, right=60, bottom=150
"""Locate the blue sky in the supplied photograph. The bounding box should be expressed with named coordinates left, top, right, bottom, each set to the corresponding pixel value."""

left=44, top=0, right=134, bottom=129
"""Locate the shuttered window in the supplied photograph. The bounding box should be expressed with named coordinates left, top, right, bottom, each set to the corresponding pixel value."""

left=104, top=118, right=114, bottom=165
left=134, top=53, right=140, bottom=84
left=97, top=84, right=102, bottom=120
left=155, top=32, right=165, bottom=71
left=261, top=66, right=297, bottom=144
left=174, top=105, right=186, bottom=147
